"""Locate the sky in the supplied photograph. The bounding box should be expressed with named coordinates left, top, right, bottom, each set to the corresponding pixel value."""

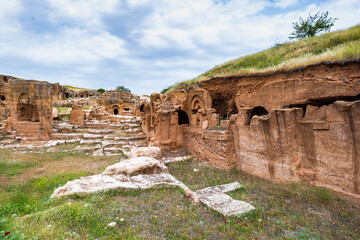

left=0, top=0, right=359, bottom=95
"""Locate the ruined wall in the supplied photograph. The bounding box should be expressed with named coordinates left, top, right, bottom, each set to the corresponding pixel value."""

left=96, top=90, right=138, bottom=116
left=233, top=100, right=360, bottom=198
left=0, top=75, right=54, bottom=140
left=144, top=59, right=360, bottom=199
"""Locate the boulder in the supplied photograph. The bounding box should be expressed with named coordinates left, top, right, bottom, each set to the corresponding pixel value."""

left=102, top=157, right=168, bottom=176
left=130, top=147, right=162, bottom=159
left=52, top=107, right=59, bottom=119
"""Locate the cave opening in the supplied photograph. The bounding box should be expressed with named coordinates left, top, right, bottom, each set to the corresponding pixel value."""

left=140, top=104, right=144, bottom=112
left=0, top=95, right=5, bottom=101
left=113, top=108, right=119, bottom=115
left=246, top=106, right=269, bottom=125
left=176, top=110, right=189, bottom=125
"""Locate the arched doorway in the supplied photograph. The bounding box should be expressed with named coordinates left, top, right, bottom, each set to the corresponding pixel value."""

left=176, top=110, right=189, bottom=125
left=112, top=105, right=120, bottom=115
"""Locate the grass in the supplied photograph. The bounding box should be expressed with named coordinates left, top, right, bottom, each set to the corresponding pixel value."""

left=62, top=86, right=95, bottom=93
left=0, top=151, right=359, bottom=239
left=163, top=24, right=360, bottom=94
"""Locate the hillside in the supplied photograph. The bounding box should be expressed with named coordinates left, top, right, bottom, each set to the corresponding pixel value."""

left=162, top=24, right=360, bottom=94
left=63, top=85, right=95, bottom=92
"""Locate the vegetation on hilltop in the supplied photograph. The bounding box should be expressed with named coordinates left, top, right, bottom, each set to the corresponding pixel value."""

left=163, top=24, right=360, bottom=94
left=63, top=85, right=95, bottom=92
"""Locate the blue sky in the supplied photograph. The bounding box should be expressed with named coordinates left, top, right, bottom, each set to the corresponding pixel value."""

left=0, top=0, right=359, bottom=95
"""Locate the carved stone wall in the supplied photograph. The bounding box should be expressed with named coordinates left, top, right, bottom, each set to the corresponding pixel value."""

left=144, top=59, right=360, bottom=199
left=0, top=75, right=54, bottom=140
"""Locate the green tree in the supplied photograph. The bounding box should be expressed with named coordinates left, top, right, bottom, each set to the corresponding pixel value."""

left=97, top=88, right=105, bottom=93
left=116, top=86, right=131, bottom=93
left=289, top=11, right=337, bottom=40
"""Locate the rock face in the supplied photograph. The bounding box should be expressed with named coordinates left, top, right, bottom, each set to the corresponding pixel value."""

left=0, top=75, right=54, bottom=140
left=143, top=59, right=360, bottom=199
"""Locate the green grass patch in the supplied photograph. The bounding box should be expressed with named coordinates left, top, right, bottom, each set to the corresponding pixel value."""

left=0, top=160, right=37, bottom=176
left=0, top=152, right=359, bottom=239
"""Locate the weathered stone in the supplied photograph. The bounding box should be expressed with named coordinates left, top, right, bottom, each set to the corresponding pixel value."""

left=70, top=104, right=85, bottom=126
left=52, top=107, right=59, bottom=119
left=103, top=157, right=168, bottom=176
left=195, top=182, right=255, bottom=216
left=130, top=147, right=162, bottom=159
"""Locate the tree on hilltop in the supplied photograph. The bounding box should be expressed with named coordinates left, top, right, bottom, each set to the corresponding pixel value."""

left=289, top=11, right=337, bottom=40
left=116, top=86, right=131, bottom=93
left=97, top=88, right=105, bottom=93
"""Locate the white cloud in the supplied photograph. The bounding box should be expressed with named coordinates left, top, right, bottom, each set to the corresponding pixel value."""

left=273, top=0, right=298, bottom=9
left=0, top=0, right=22, bottom=34
left=47, top=0, right=121, bottom=28
left=0, top=0, right=360, bottom=95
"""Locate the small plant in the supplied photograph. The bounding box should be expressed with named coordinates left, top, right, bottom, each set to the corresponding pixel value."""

left=289, top=11, right=337, bottom=39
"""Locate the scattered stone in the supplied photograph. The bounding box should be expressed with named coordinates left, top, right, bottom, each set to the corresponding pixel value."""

left=92, top=148, right=104, bottom=156
left=195, top=182, right=255, bottom=216
left=108, top=222, right=117, bottom=227
left=193, top=168, right=199, bottom=172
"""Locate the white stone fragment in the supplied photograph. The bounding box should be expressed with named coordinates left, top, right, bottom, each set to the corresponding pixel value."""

left=130, top=147, right=162, bottom=159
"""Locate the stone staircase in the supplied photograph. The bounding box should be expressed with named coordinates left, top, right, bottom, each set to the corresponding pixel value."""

left=0, top=117, right=147, bottom=156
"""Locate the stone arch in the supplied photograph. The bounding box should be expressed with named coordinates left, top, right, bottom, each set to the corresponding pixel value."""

left=112, top=105, right=120, bottom=115
left=191, top=96, right=204, bottom=114
left=246, top=106, right=269, bottom=125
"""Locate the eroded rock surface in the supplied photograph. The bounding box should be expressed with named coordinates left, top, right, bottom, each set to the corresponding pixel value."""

left=130, top=146, right=162, bottom=159
left=52, top=157, right=187, bottom=198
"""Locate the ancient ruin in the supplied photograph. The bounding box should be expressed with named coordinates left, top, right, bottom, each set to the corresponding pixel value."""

left=142, top=59, right=360, bottom=199
left=1, top=59, right=359, bottom=214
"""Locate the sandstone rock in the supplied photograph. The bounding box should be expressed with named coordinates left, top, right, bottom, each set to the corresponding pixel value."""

left=130, top=147, right=162, bottom=159
left=102, top=157, right=168, bottom=176
left=184, top=188, right=199, bottom=205
left=52, top=107, right=59, bottom=119
left=70, top=104, right=85, bottom=126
